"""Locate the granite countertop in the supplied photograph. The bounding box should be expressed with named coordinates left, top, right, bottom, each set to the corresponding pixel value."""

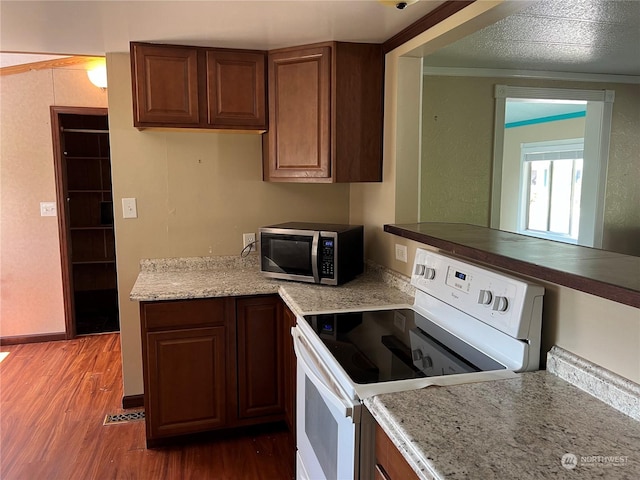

left=129, top=255, right=414, bottom=315
left=366, top=348, right=640, bottom=480
left=131, top=255, right=640, bottom=479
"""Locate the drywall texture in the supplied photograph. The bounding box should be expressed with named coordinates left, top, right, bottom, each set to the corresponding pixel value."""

left=0, top=64, right=107, bottom=338
left=351, top=44, right=640, bottom=383
left=420, top=76, right=493, bottom=226
left=106, top=53, right=350, bottom=396
left=420, top=76, right=640, bottom=256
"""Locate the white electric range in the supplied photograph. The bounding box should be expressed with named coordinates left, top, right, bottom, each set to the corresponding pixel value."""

left=292, top=248, right=544, bottom=480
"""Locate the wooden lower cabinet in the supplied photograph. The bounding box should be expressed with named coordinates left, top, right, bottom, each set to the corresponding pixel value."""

left=145, top=326, right=227, bottom=439
left=375, top=422, right=420, bottom=480
left=236, top=296, right=283, bottom=419
left=140, top=295, right=290, bottom=446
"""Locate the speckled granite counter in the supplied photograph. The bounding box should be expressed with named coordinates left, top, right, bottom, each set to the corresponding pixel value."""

left=129, top=255, right=414, bottom=315
left=366, top=346, right=640, bottom=480
left=131, top=255, right=640, bottom=479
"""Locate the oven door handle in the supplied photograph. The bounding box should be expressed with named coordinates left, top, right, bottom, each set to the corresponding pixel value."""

left=292, top=328, right=356, bottom=420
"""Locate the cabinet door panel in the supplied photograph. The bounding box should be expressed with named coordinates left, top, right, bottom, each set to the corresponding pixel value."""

left=265, top=46, right=331, bottom=180
left=131, top=43, right=199, bottom=126
left=237, top=296, right=284, bottom=418
left=206, top=51, right=266, bottom=129
left=146, top=327, right=226, bottom=438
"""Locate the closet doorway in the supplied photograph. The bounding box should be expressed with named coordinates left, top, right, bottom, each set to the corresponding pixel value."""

left=51, top=106, right=119, bottom=337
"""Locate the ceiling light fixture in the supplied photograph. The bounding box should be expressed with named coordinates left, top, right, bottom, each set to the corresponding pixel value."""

left=87, top=58, right=107, bottom=89
left=379, top=0, right=419, bottom=9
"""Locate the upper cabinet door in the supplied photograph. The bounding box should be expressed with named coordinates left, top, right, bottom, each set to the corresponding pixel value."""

left=264, top=46, right=331, bottom=182
left=206, top=51, right=267, bottom=129
left=131, top=43, right=200, bottom=127
left=263, top=42, right=383, bottom=183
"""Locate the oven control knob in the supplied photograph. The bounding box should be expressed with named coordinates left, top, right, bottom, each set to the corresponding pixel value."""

left=478, top=289, right=493, bottom=305
left=414, top=264, right=426, bottom=276
left=492, top=296, right=509, bottom=312
left=423, top=267, right=436, bottom=280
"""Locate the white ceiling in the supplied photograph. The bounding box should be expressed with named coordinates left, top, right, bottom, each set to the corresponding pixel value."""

left=2, top=0, right=636, bottom=80
left=0, top=0, right=446, bottom=56
left=422, top=0, right=640, bottom=76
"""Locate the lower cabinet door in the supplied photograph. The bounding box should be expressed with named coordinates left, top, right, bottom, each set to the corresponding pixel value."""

left=146, top=326, right=226, bottom=439
left=236, top=296, right=284, bottom=419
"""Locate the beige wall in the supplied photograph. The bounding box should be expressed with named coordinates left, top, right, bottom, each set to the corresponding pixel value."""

left=501, top=117, right=585, bottom=232
left=419, top=75, right=640, bottom=255
left=420, top=76, right=493, bottom=225
left=106, top=53, right=351, bottom=396
left=350, top=18, right=640, bottom=383
left=0, top=64, right=107, bottom=338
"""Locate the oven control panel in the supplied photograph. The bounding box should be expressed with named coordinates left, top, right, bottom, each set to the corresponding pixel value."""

left=411, top=248, right=544, bottom=340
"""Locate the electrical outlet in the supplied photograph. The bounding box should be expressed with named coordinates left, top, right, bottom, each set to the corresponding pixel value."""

left=395, top=244, right=408, bottom=263
left=243, top=233, right=256, bottom=253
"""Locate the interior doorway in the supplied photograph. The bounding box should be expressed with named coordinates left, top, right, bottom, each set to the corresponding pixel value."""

left=51, top=106, right=119, bottom=337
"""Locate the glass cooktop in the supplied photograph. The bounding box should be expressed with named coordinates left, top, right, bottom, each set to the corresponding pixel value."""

left=303, top=309, right=506, bottom=385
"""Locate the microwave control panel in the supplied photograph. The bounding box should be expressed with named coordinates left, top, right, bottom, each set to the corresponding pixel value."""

left=320, top=237, right=335, bottom=278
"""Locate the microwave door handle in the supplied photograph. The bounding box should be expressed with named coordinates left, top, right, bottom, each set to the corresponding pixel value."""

left=292, top=329, right=356, bottom=419
left=311, top=232, right=320, bottom=283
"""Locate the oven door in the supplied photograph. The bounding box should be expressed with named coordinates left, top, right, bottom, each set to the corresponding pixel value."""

left=293, top=327, right=361, bottom=480
left=260, top=229, right=320, bottom=283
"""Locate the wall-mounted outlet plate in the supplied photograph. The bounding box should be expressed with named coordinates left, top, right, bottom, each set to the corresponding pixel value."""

left=243, top=233, right=256, bottom=253
left=395, top=244, right=408, bottom=263
left=122, top=198, right=137, bottom=219
left=40, top=202, right=57, bottom=217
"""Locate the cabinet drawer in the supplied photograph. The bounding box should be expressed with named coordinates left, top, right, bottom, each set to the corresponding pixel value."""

left=142, top=298, right=226, bottom=330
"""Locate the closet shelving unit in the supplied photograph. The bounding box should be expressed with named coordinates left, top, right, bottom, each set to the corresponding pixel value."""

left=57, top=111, right=119, bottom=335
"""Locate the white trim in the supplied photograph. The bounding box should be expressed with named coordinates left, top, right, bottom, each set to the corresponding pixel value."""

left=422, top=66, right=640, bottom=85
left=490, top=96, right=506, bottom=229
left=492, top=86, right=614, bottom=248
left=495, top=85, right=614, bottom=102
left=517, top=139, right=585, bottom=243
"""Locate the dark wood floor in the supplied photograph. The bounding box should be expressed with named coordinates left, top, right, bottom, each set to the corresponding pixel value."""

left=0, top=334, right=295, bottom=479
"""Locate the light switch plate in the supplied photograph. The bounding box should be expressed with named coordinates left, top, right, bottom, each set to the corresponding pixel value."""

left=40, top=202, right=57, bottom=217
left=122, top=198, right=138, bottom=218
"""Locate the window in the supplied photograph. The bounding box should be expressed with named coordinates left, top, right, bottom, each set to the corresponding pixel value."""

left=519, top=140, right=584, bottom=243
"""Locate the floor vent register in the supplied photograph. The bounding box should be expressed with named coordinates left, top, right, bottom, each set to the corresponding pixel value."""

left=103, top=410, right=145, bottom=425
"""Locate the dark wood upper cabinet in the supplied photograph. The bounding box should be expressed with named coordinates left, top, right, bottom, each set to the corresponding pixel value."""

left=264, top=45, right=331, bottom=180
left=263, top=41, right=383, bottom=183
left=130, top=42, right=267, bottom=131
left=206, top=50, right=266, bottom=129
left=131, top=43, right=200, bottom=126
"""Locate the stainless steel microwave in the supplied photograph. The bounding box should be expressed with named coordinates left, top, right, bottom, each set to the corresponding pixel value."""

left=259, top=222, right=364, bottom=285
